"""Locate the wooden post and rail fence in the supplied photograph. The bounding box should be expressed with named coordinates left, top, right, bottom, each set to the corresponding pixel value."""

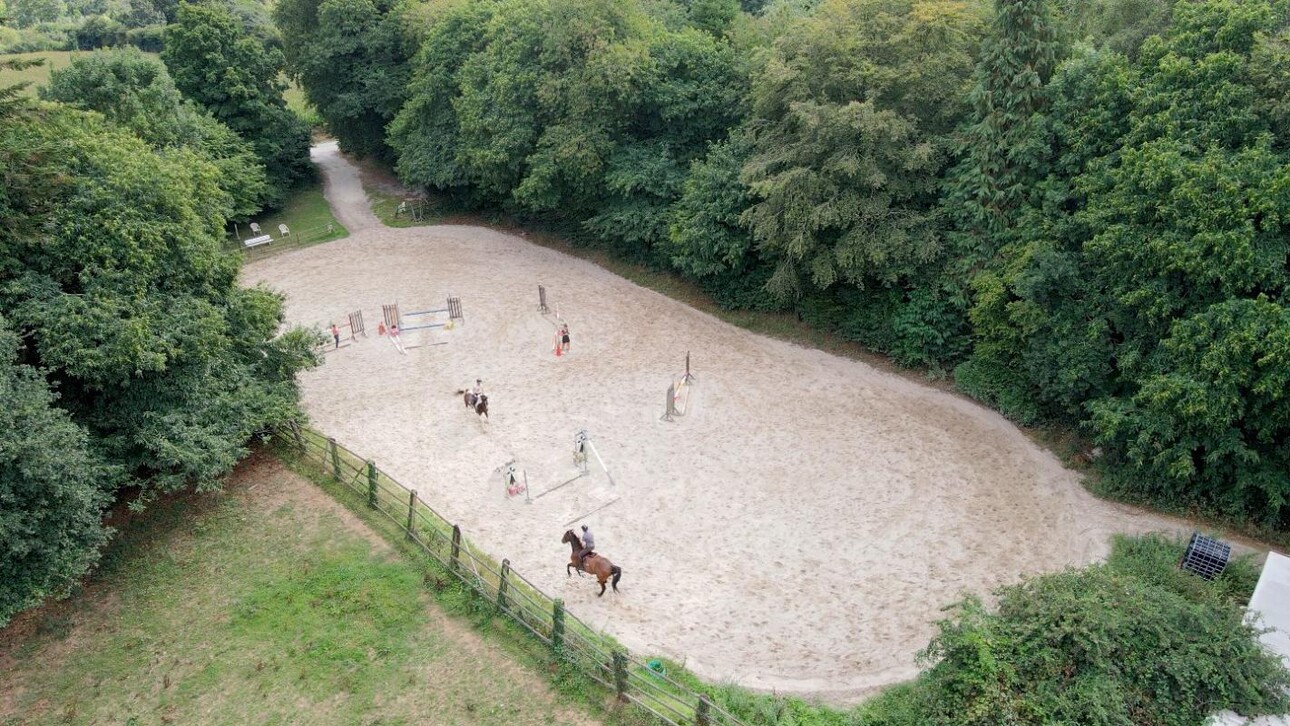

left=281, top=422, right=744, bottom=726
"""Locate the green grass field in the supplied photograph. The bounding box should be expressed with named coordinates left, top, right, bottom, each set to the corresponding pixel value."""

left=231, top=180, right=348, bottom=259
left=0, top=50, right=81, bottom=96
left=282, top=79, right=323, bottom=128
left=0, top=455, right=597, bottom=726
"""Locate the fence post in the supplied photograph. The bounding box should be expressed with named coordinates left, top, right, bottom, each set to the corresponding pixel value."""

left=289, top=421, right=305, bottom=450
left=366, top=460, right=378, bottom=508
left=612, top=651, right=629, bottom=703
left=450, top=525, right=462, bottom=572
left=405, top=490, right=417, bottom=539
left=328, top=437, right=341, bottom=478
left=497, top=559, right=511, bottom=612
left=696, top=695, right=711, bottom=726
left=552, top=599, right=565, bottom=652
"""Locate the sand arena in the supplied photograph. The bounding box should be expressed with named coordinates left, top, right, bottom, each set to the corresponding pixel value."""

left=242, top=142, right=1182, bottom=702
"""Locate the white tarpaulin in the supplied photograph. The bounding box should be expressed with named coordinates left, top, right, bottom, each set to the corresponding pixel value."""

left=1211, top=551, right=1290, bottom=725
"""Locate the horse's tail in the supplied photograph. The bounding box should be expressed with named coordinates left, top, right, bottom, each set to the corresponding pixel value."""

left=611, top=565, right=622, bottom=589
left=454, top=389, right=468, bottom=396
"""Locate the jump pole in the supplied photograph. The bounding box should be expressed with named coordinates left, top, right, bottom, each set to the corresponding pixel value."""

left=532, top=472, right=586, bottom=500
left=586, top=438, right=615, bottom=487
left=682, top=351, right=696, bottom=383
left=563, top=498, right=621, bottom=528
left=388, top=334, right=407, bottom=355
left=532, top=430, right=592, bottom=500
left=538, top=284, right=549, bottom=314
left=399, top=297, right=465, bottom=331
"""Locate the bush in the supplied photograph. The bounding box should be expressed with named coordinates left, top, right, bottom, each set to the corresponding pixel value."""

left=855, top=539, right=1290, bottom=726
left=123, top=24, right=163, bottom=52
left=0, top=24, right=73, bottom=53
left=73, top=14, right=124, bottom=49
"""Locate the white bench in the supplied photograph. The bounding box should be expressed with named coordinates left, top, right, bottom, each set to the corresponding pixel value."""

left=244, top=234, right=273, bottom=249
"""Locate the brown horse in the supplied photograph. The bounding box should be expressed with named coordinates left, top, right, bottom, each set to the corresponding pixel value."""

left=454, top=390, right=489, bottom=419
left=562, top=530, right=621, bottom=596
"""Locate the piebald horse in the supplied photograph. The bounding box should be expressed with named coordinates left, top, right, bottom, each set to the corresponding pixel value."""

left=454, top=390, right=489, bottom=419
left=562, top=530, right=622, bottom=596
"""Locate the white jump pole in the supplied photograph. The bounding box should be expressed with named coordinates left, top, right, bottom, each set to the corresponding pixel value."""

left=586, top=438, right=615, bottom=487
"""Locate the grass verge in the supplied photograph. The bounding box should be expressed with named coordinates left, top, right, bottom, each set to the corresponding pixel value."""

left=271, top=439, right=664, bottom=726
left=0, top=50, right=81, bottom=96
left=230, top=179, right=347, bottom=261
left=0, top=453, right=599, bottom=726
left=283, top=78, right=323, bottom=129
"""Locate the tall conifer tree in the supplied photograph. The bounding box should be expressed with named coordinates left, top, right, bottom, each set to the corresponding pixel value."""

left=946, top=0, right=1060, bottom=259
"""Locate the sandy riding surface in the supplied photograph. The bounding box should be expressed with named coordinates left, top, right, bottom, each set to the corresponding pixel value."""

left=243, top=142, right=1183, bottom=703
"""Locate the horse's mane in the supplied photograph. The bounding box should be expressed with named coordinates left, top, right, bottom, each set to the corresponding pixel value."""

left=563, top=529, right=582, bottom=548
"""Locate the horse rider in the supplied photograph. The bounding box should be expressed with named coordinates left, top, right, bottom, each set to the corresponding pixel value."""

left=579, top=524, right=596, bottom=567
left=470, top=379, right=483, bottom=405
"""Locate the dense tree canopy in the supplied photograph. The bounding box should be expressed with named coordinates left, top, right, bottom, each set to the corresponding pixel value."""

left=955, top=0, right=1290, bottom=525
left=0, top=320, right=112, bottom=624
left=163, top=0, right=312, bottom=206
left=273, top=0, right=410, bottom=161
left=40, top=48, right=270, bottom=221
left=0, top=95, right=317, bottom=624
left=740, top=0, right=985, bottom=296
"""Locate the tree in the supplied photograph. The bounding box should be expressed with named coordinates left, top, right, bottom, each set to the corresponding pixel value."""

left=8, top=0, right=62, bottom=27
left=164, top=0, right=312, bottom=206
left=741, top=0, right=984, bottom=296
left=584, top=24, right=748, bottom=261
left=41, top=48, right=270, bottom=221
left=1092, top=298, right=1290, bottom=526
left=1052, top=0, right=1175, bottom=58
left=1, top=102, right=318, bottom=539
left=682, top=0, right=740, bottom=35
left=943, top=0, right=1062, bottom=261
left=955, top=0, right=1290, bottom=523
left=73, top=15, right=125, bottom=49
left=387, top=0, right=497, bottom=194
left=0, top=320, right=113, bottom=627
left=274, top=0, right=410, bottom=161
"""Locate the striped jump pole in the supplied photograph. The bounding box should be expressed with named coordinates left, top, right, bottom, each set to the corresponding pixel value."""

left=400, top=297, right=464, bottom=331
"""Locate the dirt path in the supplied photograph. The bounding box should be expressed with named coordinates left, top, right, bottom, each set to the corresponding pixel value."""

left=243, top=145, right=1189, bottom=703
left=313, top=140, right=381, bottom=233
